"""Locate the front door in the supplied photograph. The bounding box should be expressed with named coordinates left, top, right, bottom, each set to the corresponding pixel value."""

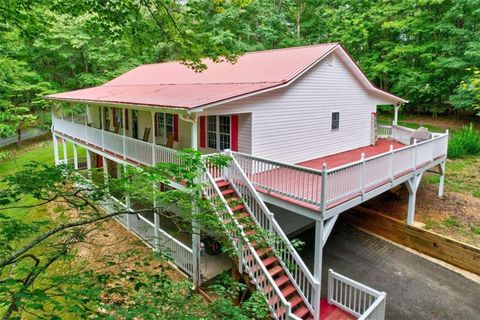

left=132, top=110, right=138, bottom=139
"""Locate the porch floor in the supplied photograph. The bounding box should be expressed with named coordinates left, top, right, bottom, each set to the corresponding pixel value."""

left=320, top=299, right=356, bottom=320
left=298, top=139, right=405, bottom=170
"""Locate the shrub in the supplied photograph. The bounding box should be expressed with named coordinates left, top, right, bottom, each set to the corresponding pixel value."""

left=448, top=124, right=480, bottom=159
left=0, top=151, right=12, bottom=162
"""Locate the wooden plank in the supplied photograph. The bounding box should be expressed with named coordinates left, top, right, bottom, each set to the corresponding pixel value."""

left=343, top=206, right=480, bottom=275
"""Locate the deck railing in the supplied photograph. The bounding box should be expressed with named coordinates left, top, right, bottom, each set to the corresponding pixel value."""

left=225, top=152, right=320, bottom=317
left=328, top=269, right=386, bottom=320
left=53, top=116, right=179, bottom=166
left=233, top=128, right=448, bottom=211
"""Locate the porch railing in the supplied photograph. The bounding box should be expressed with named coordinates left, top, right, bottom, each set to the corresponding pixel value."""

left=232, top=127, right=448, bottom=211
left=328, top=269, right=386, bottom=320
left=52, top=116, right=179, bottom=166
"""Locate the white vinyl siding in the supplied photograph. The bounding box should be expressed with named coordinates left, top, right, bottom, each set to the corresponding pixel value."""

left=203, top=52, right=395, bottom=164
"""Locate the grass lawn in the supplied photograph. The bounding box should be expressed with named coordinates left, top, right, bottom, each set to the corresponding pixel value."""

left=425, top=155, right=480, bottom=199
left=0, top=137, right=86, bottom=220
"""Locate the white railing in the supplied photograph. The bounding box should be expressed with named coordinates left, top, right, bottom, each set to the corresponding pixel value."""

left=328, top=269, right=386, bottom=320
left=376, top=125, right=392, bottom=138
left=233, top=152, right=325, bottom=207
left=200, top=167, right=292, bottom=320
left=52, top=116, right=178, bottom=167
left=226, top=152, right=319, bottom=317
left=233, top=128, right=448, bottom=211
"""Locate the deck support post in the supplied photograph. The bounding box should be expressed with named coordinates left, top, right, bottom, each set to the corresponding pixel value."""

left=153, top=182, right=161, bottom=252
left=192, top=197, right=201, bottom=290
left=313, top=219, right=323, bottom=320
left=52, top=135, right=60, bottom=165
left=86, top=149, right=92, bottom=180
left=73, top=143, right=78, bottom=170
left=438, top=161, right=445, bottom=198
left=406, top=172, right=423, bottom=225
left=124, top=164, right=131, bottom=230
left=62, top=138, right=68, bottom=164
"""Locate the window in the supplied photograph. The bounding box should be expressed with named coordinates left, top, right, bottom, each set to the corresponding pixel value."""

left=331, top=112, right=340, bottom=131
left=156, top=113, right=174, bottom=137
left=206, top=115, right=231, bottom=150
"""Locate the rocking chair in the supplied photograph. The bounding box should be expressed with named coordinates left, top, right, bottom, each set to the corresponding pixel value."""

left=142, top=127, right=151, bottom=142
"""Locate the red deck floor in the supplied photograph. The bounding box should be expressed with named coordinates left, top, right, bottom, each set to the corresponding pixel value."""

left=298, top=139, right=405, bottom=170
left=320, top=299, right=356, bottom=320
left=251, top=139, right=406, bottom=211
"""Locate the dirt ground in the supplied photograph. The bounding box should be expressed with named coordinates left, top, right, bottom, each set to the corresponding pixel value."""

left=73, top=218, right=184, bottom=281
left=362, top=181, right=480, bottom=247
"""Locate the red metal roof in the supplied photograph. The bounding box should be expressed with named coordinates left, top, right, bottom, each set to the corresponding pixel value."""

left=46, top=43, right=405, bottom=109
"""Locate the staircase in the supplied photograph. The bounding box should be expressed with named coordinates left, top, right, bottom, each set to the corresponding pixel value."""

left=202, top=153, right=319, bottom=320
left=216, top=179, right=313, bottom=319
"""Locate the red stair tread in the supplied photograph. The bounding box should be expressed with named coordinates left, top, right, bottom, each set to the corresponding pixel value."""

left=262, top=256, right=278, bottom=267
left=221, top=189, right=235, bottom=196
left=268, top=265, right=284, bottom=277
left=216, top=180, right=230, bottom=188
left=294, top=306, right=310, bottom=318
left=281, top=285, right=296, bottom=298
left=289, top=294, right=303, bottom=308
left=231, top=204, right=245, bottom=212
left=275, top=275, right=290, bottom=287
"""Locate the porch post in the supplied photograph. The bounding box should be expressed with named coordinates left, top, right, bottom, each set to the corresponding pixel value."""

left=100, top=106, right=105, bottom=150
left=73, top=143, right=78, bottom=170
left=313, top=219, right=323, bottom=320
left=122, top=107, right=126, bottom=159
left=191, top=115, right=198, bottom=150
left=52, top=135, right=60, bottom=165
left=393, top=104, right=401, bottom=125
left=438, top=161, right=445, bottom=198
left=151, top=111, right=156, bottom=165
left=84, top=105, right=88, bottom=142
left=62, top=139, right=68, bottom=164
left=86, top=149, right=92, bottom=180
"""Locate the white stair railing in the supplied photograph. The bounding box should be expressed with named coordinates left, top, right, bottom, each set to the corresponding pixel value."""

left=226, top=151, right=320, bottom=318
left=200, top=168, right=292, bottom=320
left=328, top=269, right=386, bottom=320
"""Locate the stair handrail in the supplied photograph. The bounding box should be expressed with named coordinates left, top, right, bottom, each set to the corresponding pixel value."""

left=201, top=168, right=292, bottom=319
left=226, top=150, right=320, bottom=317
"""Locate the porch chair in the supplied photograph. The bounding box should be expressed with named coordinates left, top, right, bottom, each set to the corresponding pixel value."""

left=166, top=132, right=175, bottom=149
left=104, top=119, right=110, bottom=131
left=114, top=122, right=120, bottom=134
left=142, top=127, right=151, bottom=142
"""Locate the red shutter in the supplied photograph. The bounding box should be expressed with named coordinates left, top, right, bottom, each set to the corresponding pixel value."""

left=200, top=116, right=206, bottom=148
left=173, top=114, right=179, bottom=141
left=154, top=113, right=158, bottom=137
left=231, top=115, right=238, bottom=151
left=125, top=109, right=129, bottom=130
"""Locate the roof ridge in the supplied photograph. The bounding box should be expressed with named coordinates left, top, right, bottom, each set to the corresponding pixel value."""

left=133, top=43, right=340, bottom=68
left=103, top=81, right=285, bottom=87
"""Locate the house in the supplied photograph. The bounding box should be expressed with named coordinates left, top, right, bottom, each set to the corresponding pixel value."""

left=46, top=43, right=448, bottom=320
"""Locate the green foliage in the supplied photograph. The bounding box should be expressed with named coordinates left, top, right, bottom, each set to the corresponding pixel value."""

left=447, top=124, right=480, bottom=158
left=442, top=217, right=461, bottom=228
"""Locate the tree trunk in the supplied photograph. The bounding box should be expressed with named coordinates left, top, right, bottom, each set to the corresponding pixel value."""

left=17, top=127, right=22, bottom=146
